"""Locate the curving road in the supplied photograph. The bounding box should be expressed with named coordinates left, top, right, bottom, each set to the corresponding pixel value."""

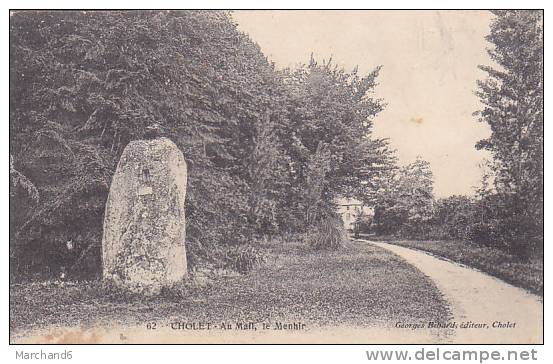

left=366, top=240, right=543, bottom=344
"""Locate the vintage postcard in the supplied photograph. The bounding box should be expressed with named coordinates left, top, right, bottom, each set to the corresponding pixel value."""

left=9, top=9, right=543, bottom=344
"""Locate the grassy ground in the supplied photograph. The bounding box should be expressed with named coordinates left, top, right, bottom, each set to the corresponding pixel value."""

left=367, top=237, right=543, bottom=297
left=10, top=239, right=450, bottom=338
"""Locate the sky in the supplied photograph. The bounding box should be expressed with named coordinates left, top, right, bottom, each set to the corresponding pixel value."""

left=232, top=10, right=494, bottom=198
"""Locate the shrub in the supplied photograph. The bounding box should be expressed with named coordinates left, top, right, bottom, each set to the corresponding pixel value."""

left=221, top=245, right=265, bottom=274
left=306, top=215, right=346, bottom=250
left=353, top=213, right=372, bottom=236
left=466, top=221, right=497, bottom=247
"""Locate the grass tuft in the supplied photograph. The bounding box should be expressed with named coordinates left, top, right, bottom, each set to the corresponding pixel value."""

left=306, top=215, right=346, bottom=250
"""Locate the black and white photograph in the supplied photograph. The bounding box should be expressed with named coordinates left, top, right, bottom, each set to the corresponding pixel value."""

left=8, top=9, right=543, bottom=345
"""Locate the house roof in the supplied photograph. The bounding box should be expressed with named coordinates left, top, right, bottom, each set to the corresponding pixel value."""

left=334, top=197, right=364, bottom=206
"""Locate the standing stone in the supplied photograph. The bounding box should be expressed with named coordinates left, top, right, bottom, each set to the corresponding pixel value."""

left=102, top=137, right=187, bottom=294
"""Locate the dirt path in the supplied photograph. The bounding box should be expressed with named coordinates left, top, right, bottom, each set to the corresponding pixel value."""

left=366, top=240, right=543, bottom=344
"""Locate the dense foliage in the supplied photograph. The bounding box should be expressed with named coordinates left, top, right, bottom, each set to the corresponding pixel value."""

left=10, top=11, right=391, bottom=279
left=372, top=158, right=434, bottom=237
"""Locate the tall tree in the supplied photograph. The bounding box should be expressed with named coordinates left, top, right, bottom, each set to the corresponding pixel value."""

left=280, top=57, right=394, bottom=227
left=475, top=10, right=543, bottom=227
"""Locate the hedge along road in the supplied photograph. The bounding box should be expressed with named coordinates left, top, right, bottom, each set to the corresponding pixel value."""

left=363, top=240, right=543, bottom=344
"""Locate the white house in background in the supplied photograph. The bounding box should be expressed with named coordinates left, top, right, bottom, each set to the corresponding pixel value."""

left=335, top=197, right=372, bottom=230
